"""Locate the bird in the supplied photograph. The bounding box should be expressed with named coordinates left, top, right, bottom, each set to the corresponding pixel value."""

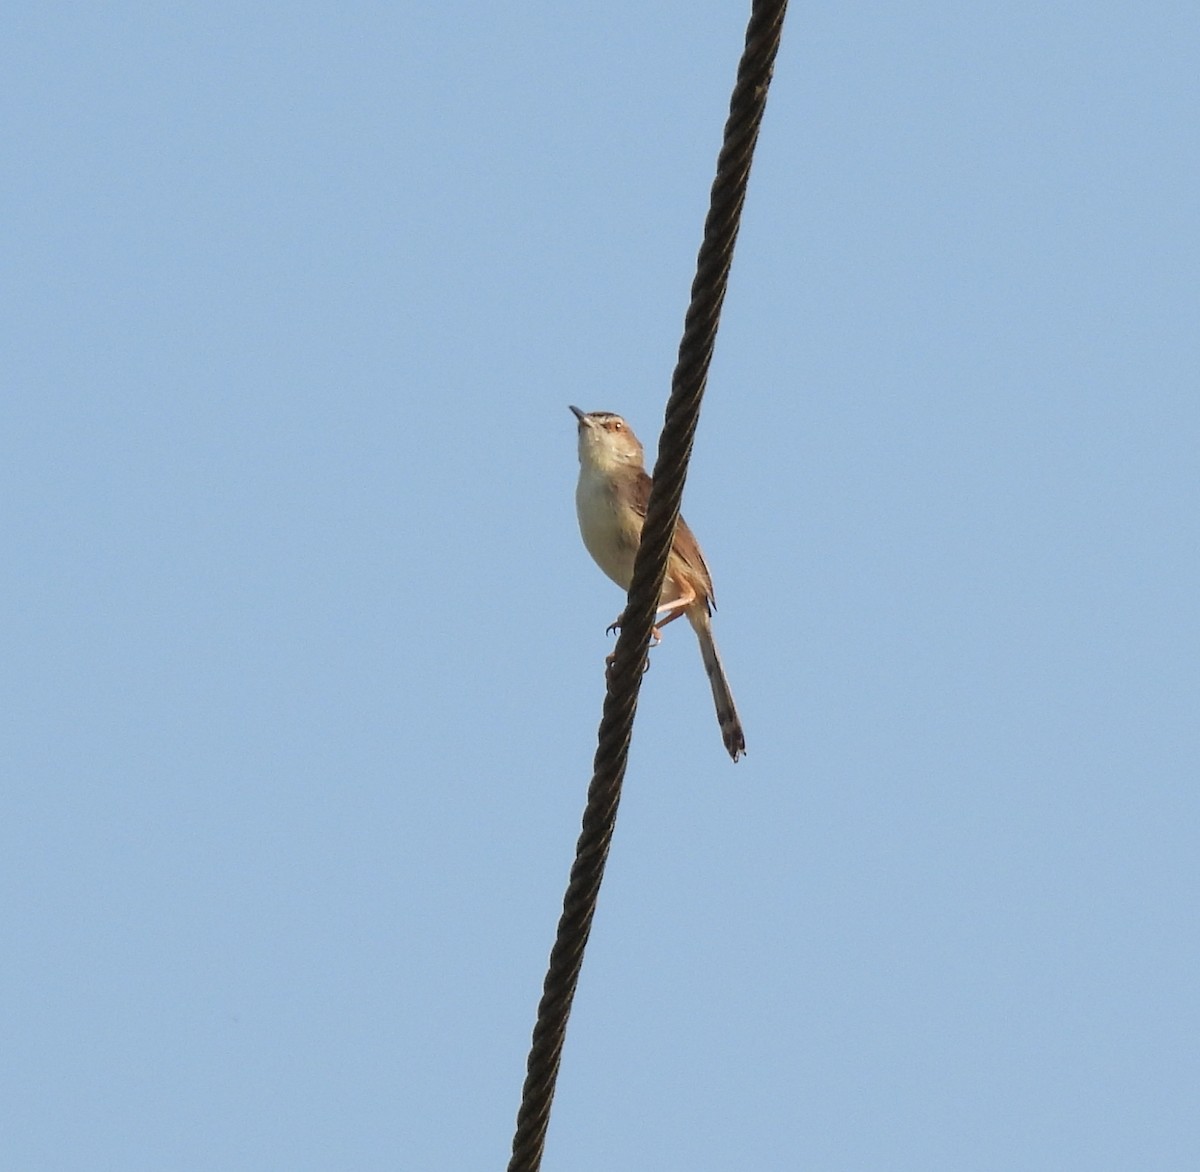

left=569, top=405, right=745, bottom=761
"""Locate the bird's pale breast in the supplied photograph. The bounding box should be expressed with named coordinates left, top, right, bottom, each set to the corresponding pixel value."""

left=575, top=464, right=640, bottom=590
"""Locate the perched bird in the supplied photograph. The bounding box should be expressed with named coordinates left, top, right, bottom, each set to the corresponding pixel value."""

left=570, top=406, right=745, bottom=761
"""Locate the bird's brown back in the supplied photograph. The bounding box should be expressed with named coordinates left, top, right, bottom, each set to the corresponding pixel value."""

left=627, top=468, right=716, bottom=610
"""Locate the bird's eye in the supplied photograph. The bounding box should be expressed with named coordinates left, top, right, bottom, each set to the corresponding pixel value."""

left=612, top=421, right=623, bottom=431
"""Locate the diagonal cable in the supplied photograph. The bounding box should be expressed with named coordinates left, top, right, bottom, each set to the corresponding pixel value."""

left=508, top=4, right=788, bottom=1169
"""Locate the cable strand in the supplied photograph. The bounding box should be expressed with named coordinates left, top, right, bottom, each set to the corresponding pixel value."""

left=507, top=5, right=788, bottom=1168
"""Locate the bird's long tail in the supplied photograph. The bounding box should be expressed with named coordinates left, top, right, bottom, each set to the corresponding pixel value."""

left=689, top=609, right=746, bottom=762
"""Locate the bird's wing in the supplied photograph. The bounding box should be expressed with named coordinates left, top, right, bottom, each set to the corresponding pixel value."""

left=629, top=470, right=716, bottom=606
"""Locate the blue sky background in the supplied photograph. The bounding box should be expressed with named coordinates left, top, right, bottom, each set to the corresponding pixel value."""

left=3, top=3, right=1198, bottom=1168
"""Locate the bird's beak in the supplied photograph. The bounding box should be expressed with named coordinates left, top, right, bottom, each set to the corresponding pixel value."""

left=569, top=405, right=587, bottom=424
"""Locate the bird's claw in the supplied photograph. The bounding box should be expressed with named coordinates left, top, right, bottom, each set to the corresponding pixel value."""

left=606, top=615, right=662, bottom=647
left=605, top=651, right=651, bottom=684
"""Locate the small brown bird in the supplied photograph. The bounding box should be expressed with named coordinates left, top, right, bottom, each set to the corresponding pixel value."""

left=570, top=406, right=746, bottom=761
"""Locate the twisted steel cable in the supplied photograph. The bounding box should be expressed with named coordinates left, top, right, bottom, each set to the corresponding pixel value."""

left=508, top=4, right=788, bottom=1168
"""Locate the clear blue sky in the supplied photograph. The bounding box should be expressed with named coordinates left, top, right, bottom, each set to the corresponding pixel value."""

left=3, top=3, right=1198, bottom=1168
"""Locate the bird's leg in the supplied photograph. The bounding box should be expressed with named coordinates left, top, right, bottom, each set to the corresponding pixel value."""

left=606, top=610, right=662, bottom=646
left=607, top=578, right=696, bottom=644
left=652, top=582, right=697, bottom=632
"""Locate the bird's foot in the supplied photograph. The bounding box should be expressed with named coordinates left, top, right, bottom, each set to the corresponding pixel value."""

left=605, top=613, right=661, bottom=647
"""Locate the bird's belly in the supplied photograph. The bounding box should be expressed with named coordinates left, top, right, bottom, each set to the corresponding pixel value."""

left=575, top=474, right=637, bottom=590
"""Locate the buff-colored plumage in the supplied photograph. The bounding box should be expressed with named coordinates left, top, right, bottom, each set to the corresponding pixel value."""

left=571, top=406, right=745, bottom=761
